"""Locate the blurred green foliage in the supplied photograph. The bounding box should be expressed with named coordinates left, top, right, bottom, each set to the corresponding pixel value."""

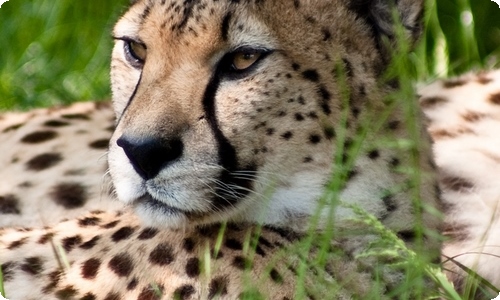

left=0, top=0, right=128, bottom=110
left=0, top=0, right=499, bottom=110
left=425, top=0, right=500, bottom=75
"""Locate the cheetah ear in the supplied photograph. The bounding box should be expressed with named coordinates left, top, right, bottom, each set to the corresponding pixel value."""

left=348, top=0, right=424, bottom=47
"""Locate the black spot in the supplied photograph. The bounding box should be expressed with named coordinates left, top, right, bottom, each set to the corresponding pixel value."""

left=305, top=16, right=316, bottom=23
left=55, top=286, right=77, bottom=299
left=291, top=63, right=300, bottom=71
left=270, top=268, right=284, bottom=284
left=38, top=232, right=55, bottom=244
left=101, top=220, right=120, bottom=229
left=441, top=176, right=474, bottom=192
left=81, top=258, right=101, bottom=279
left=294, top=113, right=304, bottom=121
left=211, top=249, right=224, bottom=259
left=308, top=111, right=318, bottom=119
left=232, top=256, right=252, bottom=270
left=387, top=120, right=400, bottom=130
left=209, top=276, right=229, bottom=299
left=149, top=243, right=175, bottom=266
left=225, top=238, right=243, bottom=250
left=137, top=285, right=164, bottom=300
left=342, top=58, right=353, bottom=77
left=80, top=293, right=97, bottom=300
left=140, top=3, right=152, bottom=22
left=127, top=278, right=138, bottom=290
left=196, top=224, right=221, bottom=237
left=108, top=253, right=134, bottom=277
left=18, top=181, right=32, bottom=188
left=367, top=150, right=380, bottom=160
left=265, top=226, right=302, bottom=241
left=0, top=194, right=21, bottom=214
left=3, top=123, right=24, bottom=132
left=61, top=113, right=90, bottom=120
left=266, top=128, right=275, bottom=135
left=281, top=131, right=293, bottom=140
left=174, top=285, right=196, bottom=300
left=462, top=111, right=485, bottom=123
left=183, top=237, right=196, bottom=253
left=104, top=292, right=121, bottom=300
left=78, top=217, right=101, bottom=227
left=44, top=120, right=70, bottom=127
left=477, top=74, right=492, bottom=84
left=351, top=106, right=360, bottom=118
left=111, top=226, right=135, bottom=242
left=42, top=269, right=62, bottom=293
left=389, top=158, right=400, bottom=168
left=138, top=227, right=159, bottom=240
left=50, top=182, right=88, bottom=209
left=21, top=130, right=58, bottom=144
left=346, top=168, right=358, bottom=180
left=62, top=235, right=82, bottom=252
left=382, top=195, right=397, bottom=212
left=323, top=126, right=335, bottom=139
left=26, top=153, right=62, bottom=171
left=419, top=96, right=448, bottom=108
left=489, top=92, right=500, bottom=105
left=322, top=28, right=332, bottom=41
left=303, top=156, right=313, bottom=163
left=308, top=134, right=321, bottom=144
left=21, top=256, right=44, bottom=275
left=318, top=86, right=332, bottom=115
left=277, top=110, right=287, bottom=117
left=255, top=245, right=266, bottom=257
left=397, top=230, right=417, bottom=242
left=80, top=236, right=101, bottom=250
left=1, top=262, right=15, bottom=281
left=302, top=69, right=319, bottom=82
left=89, top=139, right=109, bottom=149
left=185, top=257, right=200, bottom=278
left=443, top=79, right=466, bottom=88
left=8, top=237, right=28, bottom=250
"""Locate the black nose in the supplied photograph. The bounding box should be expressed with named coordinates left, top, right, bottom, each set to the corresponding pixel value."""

left=116, top=135, right=184, bottom=180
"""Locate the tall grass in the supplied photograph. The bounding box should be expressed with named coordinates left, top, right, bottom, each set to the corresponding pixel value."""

left=0, top=0, right=128, bottom=110
left=0, top=0, right=498, bottom=111
left=0, top=0, right=499, bottom=299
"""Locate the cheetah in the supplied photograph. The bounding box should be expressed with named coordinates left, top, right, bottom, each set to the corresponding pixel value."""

left=1, top=0, right=443, bottom=299
left=419, top=69, right=500, bottom=295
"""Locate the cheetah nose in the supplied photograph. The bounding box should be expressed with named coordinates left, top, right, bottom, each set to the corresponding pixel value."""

left=116, top=135, right=184, bottom=180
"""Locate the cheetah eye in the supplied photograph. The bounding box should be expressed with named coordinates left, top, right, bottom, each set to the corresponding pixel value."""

left=231, top=51, right=262, bottom=71
left=220, top=48, right=272, bottom=78
left=123, top=39, right=147, bottom=69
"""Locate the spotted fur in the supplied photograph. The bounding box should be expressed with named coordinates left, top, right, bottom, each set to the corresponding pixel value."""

left=420, top=69, right=500, bottom=294
left=0, top=102, right=123, bottom=228
left=1, top=0, right=445, bottom=298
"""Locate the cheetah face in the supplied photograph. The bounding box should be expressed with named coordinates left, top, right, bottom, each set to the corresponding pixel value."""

left=108, top=0, right=386, bottom=228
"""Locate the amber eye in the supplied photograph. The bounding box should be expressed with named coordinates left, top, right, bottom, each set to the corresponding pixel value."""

left=124, top=40, right=147, bottom=68
left=231, top=51, right=262, bottom=71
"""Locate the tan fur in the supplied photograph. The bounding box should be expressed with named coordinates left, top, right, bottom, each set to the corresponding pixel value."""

left=0, top=0, right=446, bottom=299
left=420, top=69, right=500, bottom=294
left=0, top=102, right=123, bottom=228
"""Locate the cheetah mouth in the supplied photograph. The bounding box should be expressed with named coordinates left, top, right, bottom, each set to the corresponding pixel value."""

left=134, top=194, right=184, bottom=215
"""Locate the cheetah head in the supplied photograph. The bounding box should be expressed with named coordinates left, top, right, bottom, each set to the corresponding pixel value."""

left=108, top=0, right=424, bottom=229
